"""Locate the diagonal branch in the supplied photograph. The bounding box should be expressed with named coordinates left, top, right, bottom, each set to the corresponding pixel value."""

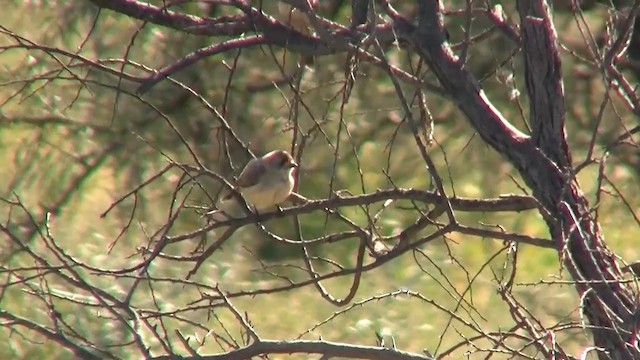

left=137, top=35, right=267, bottom=94
left=382, top=1, right=639, bottom=358
left=0, top=310, right=106, bottom=360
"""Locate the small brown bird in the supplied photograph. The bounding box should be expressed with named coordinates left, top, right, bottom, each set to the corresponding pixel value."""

left=278, top=1, right=318, bottom=66
left=278, top=1, right=316, bottom=37
left=210, top=150, right=297, bottom=219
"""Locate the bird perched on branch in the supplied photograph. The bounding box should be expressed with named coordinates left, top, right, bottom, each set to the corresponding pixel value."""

left=277, top=0, right=319, bottom=66
left=278, top=1, right=317, bottom=37
left=208, top=150, right=298, bottom=220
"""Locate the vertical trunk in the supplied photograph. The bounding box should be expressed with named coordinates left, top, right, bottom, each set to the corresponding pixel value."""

left=393, top=1, right=640, bottom=358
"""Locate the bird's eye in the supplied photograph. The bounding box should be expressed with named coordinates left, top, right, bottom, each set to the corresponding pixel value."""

left=273, top=152, right=295, bottom=168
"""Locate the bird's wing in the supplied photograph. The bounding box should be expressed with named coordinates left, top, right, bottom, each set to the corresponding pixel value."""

left=234, top=158, right=265, bottom=188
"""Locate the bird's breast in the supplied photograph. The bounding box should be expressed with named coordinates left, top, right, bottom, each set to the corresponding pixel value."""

left=240, top=170, right=294, bottom=211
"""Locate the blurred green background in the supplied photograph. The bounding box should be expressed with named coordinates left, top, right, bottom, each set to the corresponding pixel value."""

left=1, top=1, right=639, bottom=359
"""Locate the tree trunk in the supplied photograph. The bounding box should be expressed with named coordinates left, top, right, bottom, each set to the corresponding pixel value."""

left=390, top=1, right=640, bottom=358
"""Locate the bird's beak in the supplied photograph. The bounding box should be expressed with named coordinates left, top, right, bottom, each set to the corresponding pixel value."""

left=290, top=160, right=298, bottom=168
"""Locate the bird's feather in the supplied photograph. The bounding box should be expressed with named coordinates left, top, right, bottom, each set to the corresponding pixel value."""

left=234, top=157, right=265, bottom=188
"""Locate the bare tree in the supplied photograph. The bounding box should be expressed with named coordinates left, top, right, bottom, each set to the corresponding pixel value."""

left=1, top=1, right=639, bottom=359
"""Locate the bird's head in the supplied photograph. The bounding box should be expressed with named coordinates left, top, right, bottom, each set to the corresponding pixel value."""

left=262, top=150, right=297, bottom=170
